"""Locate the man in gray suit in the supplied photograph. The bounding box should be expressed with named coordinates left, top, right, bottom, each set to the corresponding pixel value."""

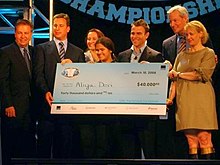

left=117, top=19, right=163, bottom=159
left=0, top=19, right=36, bottom=164
left=33, top=13, right=85, bottom=158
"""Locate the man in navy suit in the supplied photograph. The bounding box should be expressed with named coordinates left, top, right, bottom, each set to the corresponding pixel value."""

left=33, top=13, right=85, bottom=158
left=0, top=19, right=36, bottom=165
left=158, top=5, right=215, bottom=159
left=117, top=19, right=164, bottom=159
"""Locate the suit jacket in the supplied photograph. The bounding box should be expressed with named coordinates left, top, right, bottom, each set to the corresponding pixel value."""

left=162, top=35, right=177, bottom=65
left=33, top=40, right=85, bottom=117
left=117, top=45, right=163, bottom=122
left=162, top=34, right=214, bottom=65
left=117, top=45, right=164, bottom=63
left=0, top=42, right=33, bottom=121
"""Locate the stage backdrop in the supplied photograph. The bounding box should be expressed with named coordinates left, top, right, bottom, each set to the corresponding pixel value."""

left=0, top=0, right=220, bottom=56
left=33, top=0, right=220, bottom=56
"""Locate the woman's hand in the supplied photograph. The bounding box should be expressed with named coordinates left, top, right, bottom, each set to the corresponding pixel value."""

left=169, top=70, right=180, bottom=79
left=164, top=60, right=172, bottom=71
left=166, top=98, right=173, bottom=106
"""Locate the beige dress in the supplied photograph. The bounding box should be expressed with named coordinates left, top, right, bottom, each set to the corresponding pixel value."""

left=173, top=47, right=218, bottom=131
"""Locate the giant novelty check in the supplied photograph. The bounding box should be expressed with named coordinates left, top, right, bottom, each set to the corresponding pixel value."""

left=51, top=63, right=169, bottom=115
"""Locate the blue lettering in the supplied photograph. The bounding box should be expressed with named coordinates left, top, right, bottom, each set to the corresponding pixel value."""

left=215, top=0, right=220, bottom=9
left=164, top=6, right=171, bottom=23
left=196, top=0, right=215, bottom=15
left=151, top=7, right=165, bottom=24
left=184, top=1, right=198, bottom=19
left=87, top=0, right=105, bottom=19
left=127, top=7, right=142, bottom=24
left=58, top=0, right=218, bottom=25
left=70, top=0, right=90, bottom=12
left=106, top=4, right=127, bottom=23
left=143, top=8, right=151, bottom=24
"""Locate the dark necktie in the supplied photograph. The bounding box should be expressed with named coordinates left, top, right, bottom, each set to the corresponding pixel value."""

left=59, top=42, right=65, bottom=61
left=178, top=36, right=186, bottom=54
left=23, top=48, right=31, bottom=76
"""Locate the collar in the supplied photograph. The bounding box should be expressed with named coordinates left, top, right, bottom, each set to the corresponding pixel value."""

left=54, top=37, right=68, bottom=51
left=19, top=46, right=29, bottom=54
left=131, top=41, right=147, bottom=54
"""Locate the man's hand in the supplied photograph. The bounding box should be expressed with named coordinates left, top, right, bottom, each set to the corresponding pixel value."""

left=45, top=92, right=53, bottom=106
left=61, top=59, right=72, bottom=65
left=140, top=61, right=150, bottom=64
left=5, top=106, right=16, bottom=117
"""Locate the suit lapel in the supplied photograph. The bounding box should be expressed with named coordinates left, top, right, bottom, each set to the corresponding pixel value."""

left=168, top=35, right=178, bottom=63
left=47, top=41, right=60, bottom=62
left=139, top=46, right=150, bottom=62
left=13, top=43, right=29, bottom=71
left=65, top=43, right=72, bottom=59
left=169, top=35, right=177, bottom=55
left=11, top=43, right=32, bottom=79
left=126, top=49, right=132, bottom=62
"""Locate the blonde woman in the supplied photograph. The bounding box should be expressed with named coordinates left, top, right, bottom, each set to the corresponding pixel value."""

left=167, top=20, right=218, bottom=159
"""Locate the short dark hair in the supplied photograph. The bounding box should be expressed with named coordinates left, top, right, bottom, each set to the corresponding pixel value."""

left=96, top=36, right=115, bottom=53
left=96, top=36, right=116, bottom=61
left=53, top=13, right=70, bottom=26
left=15, top=19, right=33, bottom=32
left=131, top=19, right=150, bottom=33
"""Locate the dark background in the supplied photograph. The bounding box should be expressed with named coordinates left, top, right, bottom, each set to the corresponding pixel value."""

left=0, top=0, right=220, bottom=56
left=1, top=0, right=220, bottom=160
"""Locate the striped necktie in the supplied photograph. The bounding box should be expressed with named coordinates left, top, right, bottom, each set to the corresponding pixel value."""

left=59, top=42, right=65, bottom=61
left=178, top=36, right=186, bottom=54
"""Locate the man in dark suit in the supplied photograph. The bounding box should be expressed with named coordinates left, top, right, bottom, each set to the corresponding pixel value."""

left=33, top=13, right=85, bottom=158
left=159, top=5, right=215, bottom=159
left=0, top=19, right=36, bottom=165
left=117, top=19, right=164, bottom=159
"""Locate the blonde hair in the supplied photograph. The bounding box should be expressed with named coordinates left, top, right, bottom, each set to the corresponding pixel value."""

left=53, top=13, right=70, bottom=26
left=167, top=5, right=189, bottom=21
left=184, top=20, right=209, bottom=44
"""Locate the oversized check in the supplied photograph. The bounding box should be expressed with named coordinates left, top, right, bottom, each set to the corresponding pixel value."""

left=51, top=63, right=169, bottom=115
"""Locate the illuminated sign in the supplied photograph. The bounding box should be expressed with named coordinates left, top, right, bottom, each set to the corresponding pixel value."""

left=60, top=0, right=220, bottom=24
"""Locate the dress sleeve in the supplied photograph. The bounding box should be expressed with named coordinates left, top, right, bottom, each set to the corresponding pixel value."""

left=195, top=48, right=216, bottom=82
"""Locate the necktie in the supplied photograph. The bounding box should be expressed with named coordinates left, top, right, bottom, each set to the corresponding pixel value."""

left=23, top=48, right=31, bottom=76
left=59, top=42, right=65, bottom=61
left=178, top=36, right=186, bottom=54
